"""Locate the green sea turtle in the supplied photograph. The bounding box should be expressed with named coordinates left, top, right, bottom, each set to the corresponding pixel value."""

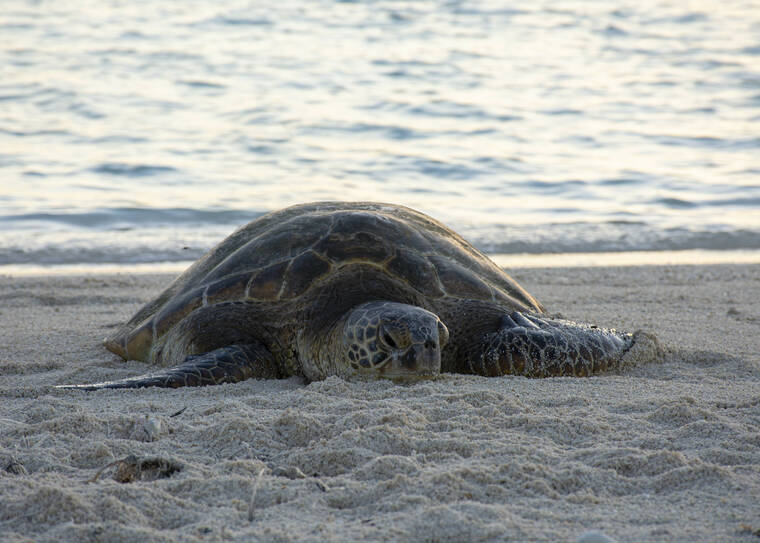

left=59, top=202, right=660, bottom=390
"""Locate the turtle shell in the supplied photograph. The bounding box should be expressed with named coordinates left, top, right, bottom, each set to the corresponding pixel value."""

left=106, top=202, right=543, bottom=361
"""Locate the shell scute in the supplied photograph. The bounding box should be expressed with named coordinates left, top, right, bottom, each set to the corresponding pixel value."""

left=154, top=287, right=205, bottom=337
left=124, top=321, right=154, bottom=361
left=332, top=210, right=435, bottom=252
left=429, top=255, right=494, bottom=300
left=204, top=216, right=329, bottom=282
left=386, top=248, right=444, bottom=297
left=247, top=259, right=289, bottom=300
left=281, top=250, right=332, bottom=298
left=492, top=286, right=530, bottom=308
left=330, top=210, right=402, bottom=238
left=423, top=233, right=481, bottom=269
left=315, top=231, right=391, bottom=263
left=205, top=272, right=251, bottom=305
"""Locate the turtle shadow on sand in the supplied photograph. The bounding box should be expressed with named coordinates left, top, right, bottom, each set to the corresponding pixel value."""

left=57, top=202, right=663, bottom=391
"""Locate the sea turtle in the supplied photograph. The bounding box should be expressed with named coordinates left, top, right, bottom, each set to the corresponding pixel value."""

left=59, top=202, right=660, bottom=390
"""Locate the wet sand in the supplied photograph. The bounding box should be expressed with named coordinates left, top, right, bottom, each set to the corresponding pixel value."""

left=1, top=264, right=758, bottom=542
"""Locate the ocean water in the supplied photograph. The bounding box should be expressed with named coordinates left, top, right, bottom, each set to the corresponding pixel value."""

left=2, top=0, right=759, bottom=269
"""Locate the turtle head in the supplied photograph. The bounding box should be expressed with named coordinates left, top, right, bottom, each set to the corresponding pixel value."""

left=340, top=301, right=449, bottom=380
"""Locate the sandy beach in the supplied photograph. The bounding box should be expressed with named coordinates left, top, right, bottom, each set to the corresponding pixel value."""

left=1, top=264, right=758, bottom=542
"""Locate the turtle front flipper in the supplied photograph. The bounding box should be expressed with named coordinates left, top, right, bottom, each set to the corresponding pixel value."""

left=57, top=343, right=280, bottom=390
left=468, top=311, right=659, bottom=377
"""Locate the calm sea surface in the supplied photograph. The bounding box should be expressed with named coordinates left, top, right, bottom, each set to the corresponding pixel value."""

left=2, top=1, right=759, bottom=268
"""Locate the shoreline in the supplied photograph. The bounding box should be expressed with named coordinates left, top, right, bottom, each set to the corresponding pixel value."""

left=1, top=263, right=758, bottom=542
left=1, top=248, right=760, bottom=277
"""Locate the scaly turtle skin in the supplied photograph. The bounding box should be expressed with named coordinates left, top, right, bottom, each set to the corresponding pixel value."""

left=58, top=202, right=661, bottom=390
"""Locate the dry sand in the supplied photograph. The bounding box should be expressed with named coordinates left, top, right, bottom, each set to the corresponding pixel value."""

left=1, top=264, right=758, bottom=542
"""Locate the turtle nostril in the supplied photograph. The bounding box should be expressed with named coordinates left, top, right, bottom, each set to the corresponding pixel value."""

left=424, top=340, right=436, bottom=350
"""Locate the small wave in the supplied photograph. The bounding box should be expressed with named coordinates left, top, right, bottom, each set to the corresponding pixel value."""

left=247, top=144, right=276, bottom=155
left=390, top=157, right=483, bottom=180
left=192, top=15, right=273, bottom=27
left=672, top=12, right=708, bottom=24
left=704, top=196, right=760, bottom=207
left=177, top=80, right=227, bottom=89
left=214, top=17, right=272, bottom=26
left=543, top=109, right=583, bottom=116
left=654, top=135, right=760, bottom=150
left=599, top=178, right=643, bottom=186
left=90, top=135, right=148, bottom=144
left=646, top=12, right=709, bottom=25
left=601, top=25, right=628, bottom=36
left=0, top=245, right=203, bottom=266
left=0, top=93, right=29, bottom=102
left=448, top=6, right=527, bottom=17
left=655, top=197, right=698, bottom=209
left=526, top=180, right=587, bottom=193
left=371, top=59, right=437, bottom=68
left=472, top=156, right=531, bottom=174
left=92, top=163, right=178, bottom=177
left=146, top=50, right=202, bottom=62
left=474, top=223, right=760, bottom=255
left=408, top=101, right=496, bottom=120
left=0, top=128, right=71, bottom=137
left=2, top=220, right=759, bottom=266
left=650, top=194, right=760, bottom=209
left=0, top=208, right=262, bottom=229
left=304, top=121, right=426, bottom=140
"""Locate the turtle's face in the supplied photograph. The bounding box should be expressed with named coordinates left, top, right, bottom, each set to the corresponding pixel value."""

left=341, top=302, right=449, bottom=380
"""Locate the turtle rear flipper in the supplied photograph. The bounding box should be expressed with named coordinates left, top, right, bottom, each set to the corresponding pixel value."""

left=57, top=343, right=280, bottom=390
left=470, top=311, right=657, bottom=377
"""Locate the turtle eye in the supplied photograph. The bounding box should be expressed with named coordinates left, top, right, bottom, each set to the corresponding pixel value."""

left=380, top=328, right=398, bottom=349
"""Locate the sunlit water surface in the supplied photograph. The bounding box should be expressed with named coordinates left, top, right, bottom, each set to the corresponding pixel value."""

left=2, top=0, right=759, bottom=267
